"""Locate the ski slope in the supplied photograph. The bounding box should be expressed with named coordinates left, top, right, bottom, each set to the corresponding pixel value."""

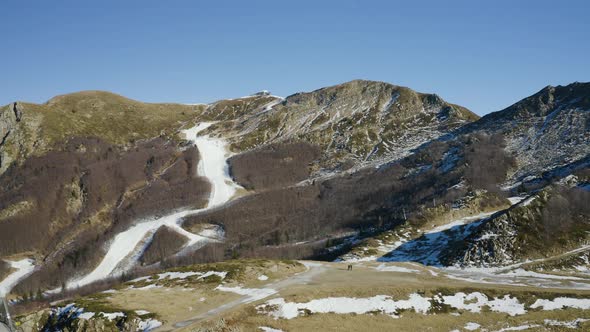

left=0, top=259, right=35, bottom=296
left=68, top=122, right=241, bottom=289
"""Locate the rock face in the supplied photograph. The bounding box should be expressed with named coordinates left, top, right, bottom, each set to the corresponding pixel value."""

left=443, top=177, right=590, bottom=267
left=204, top=80, right=479, bottom=174
left=0, top=102, right=38, bottom=174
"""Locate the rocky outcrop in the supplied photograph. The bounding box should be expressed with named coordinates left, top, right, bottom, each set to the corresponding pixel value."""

left=0, top=103, right=19, bottom=171
left=0, top=102, right=42, bottom=175
left=12, top=103, right=22, bottom=122
left=203, top=80, right=478, bottom=175
left=463, top=82, right=590, bottom=187
left=444, top=177, right=590, bottom=267
left=16, top=305, right=154, bottom=332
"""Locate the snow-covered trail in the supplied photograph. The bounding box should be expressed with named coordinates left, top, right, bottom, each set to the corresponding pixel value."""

left=68, top=122, right=241, bottom=289
left=182, top=122, right=241, bottom=207
left=0, top=259, right=35, bottom=296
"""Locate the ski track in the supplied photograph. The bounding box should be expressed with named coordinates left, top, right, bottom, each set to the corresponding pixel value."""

left=68, top=122, right=242, bottom=289
left=0, top=259, right=35, bottom=296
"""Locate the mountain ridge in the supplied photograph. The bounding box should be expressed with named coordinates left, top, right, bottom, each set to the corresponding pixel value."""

left=0, top=79, right=588, bottom=312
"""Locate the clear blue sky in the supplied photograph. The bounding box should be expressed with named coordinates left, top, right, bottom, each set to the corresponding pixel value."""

left=1, top=0, right=589, bottom=115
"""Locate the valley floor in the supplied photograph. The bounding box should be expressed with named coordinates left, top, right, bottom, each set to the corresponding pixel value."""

left=23, top=258, right=590, bottom=332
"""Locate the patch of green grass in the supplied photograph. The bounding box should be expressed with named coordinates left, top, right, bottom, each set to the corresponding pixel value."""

left=23, top=91, right=203, bottom=150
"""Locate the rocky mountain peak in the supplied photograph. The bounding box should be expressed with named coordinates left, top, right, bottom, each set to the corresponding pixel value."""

left=461, top=82, right=590, bottom=188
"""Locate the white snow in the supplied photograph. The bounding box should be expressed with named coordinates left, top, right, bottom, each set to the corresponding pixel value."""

left=374, top=264, right=419, bottom=273
left=441, top=292, right=525, bottom=316
left=259, top=327, right=284, bottom=332
left=0, top=259, right=35, bottom=296
left=257, top=293, right=432, bottom=319
left=495, top=324, right=540, bottom=331
left=68, top=122, right=241, bottom=289
left=441, top=292, right=489, bottom=313
left=487, top=295, right=527, bottom=316
left=464, top=322, right=481, bottom=330
left=427, top=211, right=498, bottom=234
left=530, top=297, right=590, bottom=310
left=183, top=122, right=242, bottom=207
left=138, top=318, right=162, bottom=331
left=78, top=312, right=95, bottom=320
left=101, top=312, right=125, bottom=320
left=520, top=196, right=537, bottom=206
left=198, top=271, right=228, bottom=280
left=507, top=196, right=526, bottom=205
left=544, top=318, right=589, bottom=328
left=130, top=270, right=227, bottom=286
left=379, top=212, right=496, bottom=266
left=130, top=276, right=151, bottom=283
left=215, top=285, right=277, bottom=303
left=135, top=310, right=151, bottom=315
left=258, top=275, right=269, bottom=281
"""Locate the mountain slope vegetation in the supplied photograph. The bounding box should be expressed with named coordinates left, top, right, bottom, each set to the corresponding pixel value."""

left=0, top=81, right=588, bottom=313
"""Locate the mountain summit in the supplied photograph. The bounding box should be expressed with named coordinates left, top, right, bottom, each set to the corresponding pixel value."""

left=1, top=80, right=589, bottom=332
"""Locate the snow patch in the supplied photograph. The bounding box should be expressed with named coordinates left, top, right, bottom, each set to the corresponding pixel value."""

left=530, top=297, right=590, bottom=310
left=258, top=275, right=269, bottom=281
left=78, top=312, right=95, bottom=320
left=101, top=312, right=125, bottom=320
left=441, top=292, right=525, bottom=316
left=544, top=318, right=589, bottom=328
left=138, top=318, right=162, bottom=331
left=259, top=327, right=284, bottom=332
left=257, top=293, right=432, bottom=319
left=495, top=324, right=540, bottom=331
left=131, top=270, right=227, bottom=286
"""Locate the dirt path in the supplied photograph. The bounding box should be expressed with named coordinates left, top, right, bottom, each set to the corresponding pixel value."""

left=157, top=258, right=590, bottom=331
left=172, top=261, right=327, bottom=329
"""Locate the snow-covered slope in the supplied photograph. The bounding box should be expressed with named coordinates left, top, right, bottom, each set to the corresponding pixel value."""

left=182, top=122, right=242, bottom=207
left=68, top=122, right=242, bottom=289
left=0, top=259, right=35, bottom=296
